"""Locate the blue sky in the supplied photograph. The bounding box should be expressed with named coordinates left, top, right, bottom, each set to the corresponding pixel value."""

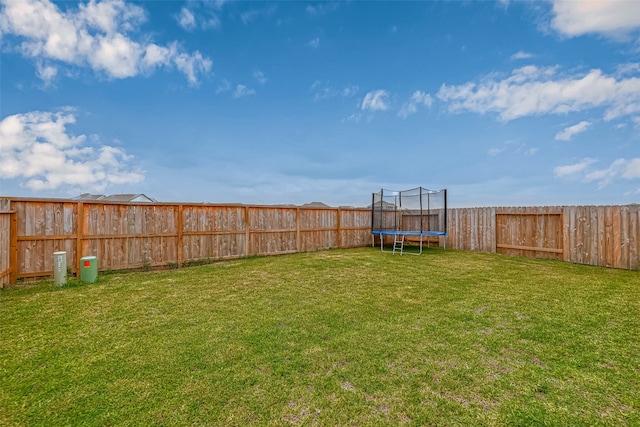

left=1, top=0, right=639, bottom=207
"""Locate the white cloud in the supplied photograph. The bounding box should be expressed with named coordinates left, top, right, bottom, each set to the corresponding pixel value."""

left=175, top=3, right=221, bottom=31
left=437, top=66, right=640, bottom=122
left=0, top=110, right=144, bottom=192
left=216, top=78, right=231, bottom=93
left=233, top=84, right=256, bottom=98
left=342, top=85, right=358, bottom=97
left=0, top=0, right=212, bottom=85
left=550, top=0, right=640, bottom=38
left=623, top=158, right=640, bottom=179
left=488, top=147, right=505, bottom=157
left=305, top=3, right=339, bottom=16
left=308, top=37, right=320, bottom=48
left=341, top=113, right=361, bottom=123
left=511, top=50, right=534, bottom=60
left=173, top=51, right=213, bottom=86
left=555, top=120, right=592, bottom=141
left=177, top=7, right=196, bottom=30
left=310, top=81, right=358, bottom=102
left=35, top=62, right=57, bottom=84
left=553, top=158, right=597, bottom=177
left=617, top=63, right=640, bottom=75
left=240, top=10, right=260, bottom=25
left=253, top=70, right=267, bottom=85
left=584, top=158, right=629, bottom=188
left=361, top=90, right=390, bottom=111
left=398, top=90, right=433, bottom=119
left=554, top=157, right=640, bottom=189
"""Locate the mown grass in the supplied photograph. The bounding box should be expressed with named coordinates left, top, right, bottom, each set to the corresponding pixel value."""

left=1, top=248, right=638, bottom=426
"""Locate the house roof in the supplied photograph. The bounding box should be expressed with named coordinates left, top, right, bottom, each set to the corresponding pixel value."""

left=300, top=201, right=332, bottom=208
left=74, top=193, right=157, bottom=203
left=74, top=193, right=105, bottom=201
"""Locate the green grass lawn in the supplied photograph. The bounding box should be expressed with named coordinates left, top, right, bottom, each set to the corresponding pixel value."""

left=1, top=248, right=639, bottom=426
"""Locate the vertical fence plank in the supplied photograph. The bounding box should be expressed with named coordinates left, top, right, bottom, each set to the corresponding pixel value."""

left=612, top=205, right=622, bottom=269
left=629, top=205, right=639, bottom=271
left=10, top=212, right=18, bottom=284
left=177, top=204, right=184, bottom=267
left=619, top=205, right=629, bottom=270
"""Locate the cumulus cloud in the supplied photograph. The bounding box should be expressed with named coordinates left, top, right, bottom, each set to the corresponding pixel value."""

left=233, top=84, right=256, bottom=98
left=398, top=90, right=433, bottom=119
left=437, top=65, right=640, bottom=122
left=0, top=0, right=212, bottom=85
left=0, top=110, right=144, bottom=192
left=550, top=0, right=640, bottom=38
left=555, top=120, right=592, bottom=141
left=361, top=90, right=390, bottom=111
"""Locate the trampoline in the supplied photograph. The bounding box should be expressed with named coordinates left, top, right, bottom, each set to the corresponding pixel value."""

left=371, top=187, right=447, bottom=255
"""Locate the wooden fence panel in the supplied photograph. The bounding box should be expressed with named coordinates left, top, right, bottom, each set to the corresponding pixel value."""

left=495, top=208, right=563, bottom=260
left=340, top=209, right=372, bottom=248
left=299, top=209, right=338, bottom=252
left=445, top=207, right=495, bottom=252
left=81, top=204, right=179, bottom=270
left=248, top=207, right=297, bottom=256
left=12, top=200, right=77, bottom=278
left=182, top=205, right=246, bottom=261
left=561, top=205, right=640, bottom=269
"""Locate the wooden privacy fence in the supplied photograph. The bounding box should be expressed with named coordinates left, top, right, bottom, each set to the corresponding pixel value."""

left=447, top=205, right=639, bottom=270
left=0, top=199, right=638, bottom=287
left=0, top=198, right=372, bottom=285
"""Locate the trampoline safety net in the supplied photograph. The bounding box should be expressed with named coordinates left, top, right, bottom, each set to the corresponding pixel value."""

left=371, top=187, right=447, bottom=234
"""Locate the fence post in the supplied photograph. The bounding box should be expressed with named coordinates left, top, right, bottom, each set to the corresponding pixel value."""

left=76, top=202, right=84, bottom=277
left=296, top=208, right=301, bottom=252
left=177, top=204, right=183, bottom=268
left=9, top=212, right=18, bottom=284
left=337, top=208, right=342, bottom=248
left=245, top=206, right=251, bottom=257
left=562, top=207, right=570, bottom=262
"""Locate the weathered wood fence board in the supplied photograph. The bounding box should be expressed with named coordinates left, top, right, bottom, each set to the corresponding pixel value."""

left=0, top=211, right=16, bottom=288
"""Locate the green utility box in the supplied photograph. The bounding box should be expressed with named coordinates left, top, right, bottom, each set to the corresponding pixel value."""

left=80, top=256, right=98, bottom=283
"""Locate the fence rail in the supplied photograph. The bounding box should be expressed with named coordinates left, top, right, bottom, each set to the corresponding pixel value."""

left=0, top=199, right=638, bottom=287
